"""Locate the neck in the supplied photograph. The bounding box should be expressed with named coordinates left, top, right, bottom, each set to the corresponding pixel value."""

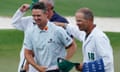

left=38, top=20, right=48, bottom=30
left=85, top=24, right=95, bottom=36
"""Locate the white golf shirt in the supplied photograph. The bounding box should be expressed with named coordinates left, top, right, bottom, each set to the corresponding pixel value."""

left=24, top=21, right=73, bottom=71
left=66, top=24, right=114, bottom=72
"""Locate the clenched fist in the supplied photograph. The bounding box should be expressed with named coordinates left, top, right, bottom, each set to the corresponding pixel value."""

left=20, top=4, right=30, bottom=12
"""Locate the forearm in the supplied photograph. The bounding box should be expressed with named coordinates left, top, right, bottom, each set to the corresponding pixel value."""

left=12, top=9, right=25, bottom=24
left=12, top=9, right=26, bottom=31
left=12, top=4, right=30, bottom=31
left=54, top=22, right=66, bottom=28
left=25, top=48, right=47, bottom=72
left=65, top=40, right=76, bottom=60
left=24, top=49, right=39, bottom=70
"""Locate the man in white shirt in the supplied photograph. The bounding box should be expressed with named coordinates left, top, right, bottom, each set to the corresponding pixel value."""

left=12, top=0, right=73, bottom=72
left=24, top=2, right=76, bottom=72
left=66, top=8, right=114, bottom=72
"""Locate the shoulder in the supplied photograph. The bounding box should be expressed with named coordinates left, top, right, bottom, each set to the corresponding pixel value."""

left=25, top=24, right=35, bottom=34
left=50, top=11, right=68, bottom=23
left=94, top=28, right=106, bottom=37
left=92, top=27, right=109, bottom=41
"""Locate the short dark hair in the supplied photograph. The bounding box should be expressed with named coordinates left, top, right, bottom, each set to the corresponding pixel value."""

left=77, top=8, right=94, bottom=21
left=32, top=2, right=47, bottom=13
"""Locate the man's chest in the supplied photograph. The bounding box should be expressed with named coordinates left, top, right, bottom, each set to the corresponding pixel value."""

left=83, top=37, right=97, bottom=61
left=32, top=31, right=60, bottom=50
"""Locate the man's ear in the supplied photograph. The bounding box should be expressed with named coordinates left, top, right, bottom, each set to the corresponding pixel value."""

left=45, top=11, right=49, bottom=18
left=46, top=11, right=52, bottom=19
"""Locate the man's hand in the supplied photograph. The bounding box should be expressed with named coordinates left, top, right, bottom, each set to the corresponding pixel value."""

left=75, top=63, right=83, bottom=71
left=20, top=4, right=30, bottom=12
left=36, top=65, right=47, bottom=72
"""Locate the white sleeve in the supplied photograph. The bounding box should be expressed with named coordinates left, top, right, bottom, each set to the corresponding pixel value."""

left=23, top=28, right=33, bottom=50
left=56, top=27, right=73, bottom=47
left=66, top=24, right=85, bottom=42
left=11, top=9, right=32, bottom=31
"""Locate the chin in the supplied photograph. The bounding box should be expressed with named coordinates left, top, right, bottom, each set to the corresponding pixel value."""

left=79, top=28, right=83, bottom=31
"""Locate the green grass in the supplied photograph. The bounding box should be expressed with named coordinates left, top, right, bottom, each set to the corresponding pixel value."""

left=0, top=30, right=23, bottom=72
left=0, top=0, right=120, bottom=17
left=0, top=30, right=120, bottom=72
left=106, top=32, right=120, bottom=50
left=0, top=30, right=23, bottom=57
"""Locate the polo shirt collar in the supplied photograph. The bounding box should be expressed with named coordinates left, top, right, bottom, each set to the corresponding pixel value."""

left=36, top=21, right=50, bottom=33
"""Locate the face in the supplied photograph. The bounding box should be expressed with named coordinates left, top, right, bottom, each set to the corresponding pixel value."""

left=32, top=9, right=48, bottom=26
left=46, top=5, right=53, bottom=19
left=75, top=12, right=88, bottom=31
left=39, top=0, right=53, bottom=19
